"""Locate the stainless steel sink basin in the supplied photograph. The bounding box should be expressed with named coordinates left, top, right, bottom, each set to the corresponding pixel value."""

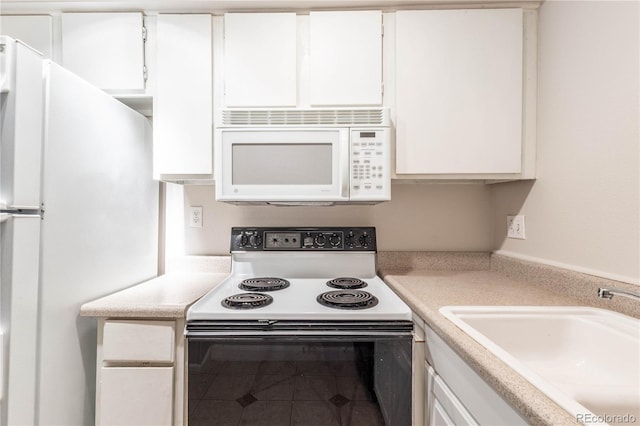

left=440, top=306, right=640, bottom=426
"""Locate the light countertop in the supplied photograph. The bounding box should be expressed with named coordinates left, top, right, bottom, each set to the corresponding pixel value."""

left=380, top=268, right=609, bottom=426
left=80, top=272, right=229, bottom=318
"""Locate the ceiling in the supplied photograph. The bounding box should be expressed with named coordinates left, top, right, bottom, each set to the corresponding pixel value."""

left=1, top=0, right=542, bottom=14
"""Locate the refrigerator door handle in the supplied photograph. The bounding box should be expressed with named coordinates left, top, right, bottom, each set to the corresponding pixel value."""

left=0, top=212, right=40, bottom=220
left=0, top=202, right=42, bottom=219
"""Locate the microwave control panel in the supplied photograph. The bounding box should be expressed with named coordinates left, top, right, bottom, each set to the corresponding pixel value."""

left=350, top=129, right=390, bottom=201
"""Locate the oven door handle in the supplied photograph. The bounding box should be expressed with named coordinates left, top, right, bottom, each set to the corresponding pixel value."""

left=185, top=320, right=413, bottom=336
left=186, top=330, right=413, bottom=341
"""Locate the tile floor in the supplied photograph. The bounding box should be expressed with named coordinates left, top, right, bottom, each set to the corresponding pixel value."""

left=188, top=358, right=387, bottom=426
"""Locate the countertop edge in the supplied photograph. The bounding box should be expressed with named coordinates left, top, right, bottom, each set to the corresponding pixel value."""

left=80, top=305, right=189, bottom=319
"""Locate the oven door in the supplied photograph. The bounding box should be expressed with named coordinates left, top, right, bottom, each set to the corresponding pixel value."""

left=215, top=128, right=350, bottom=204
left=186, top=321, right=412, bottom=426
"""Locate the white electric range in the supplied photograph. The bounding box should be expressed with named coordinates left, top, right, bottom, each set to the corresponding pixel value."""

left=185, top=227, right=413, bottom=426
left=187, top=227, right=411, bottom=324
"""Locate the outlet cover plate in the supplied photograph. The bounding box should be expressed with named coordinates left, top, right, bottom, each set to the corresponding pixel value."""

left=189, top=206, right=203, bottom=228
left=507, top=215, right=526, bottom=239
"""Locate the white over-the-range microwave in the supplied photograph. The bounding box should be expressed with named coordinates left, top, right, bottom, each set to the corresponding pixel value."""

left=215, top=108, right=391, bottom=205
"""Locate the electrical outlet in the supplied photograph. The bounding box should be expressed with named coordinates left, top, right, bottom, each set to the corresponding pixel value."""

left=507, top=215, right=526, bottom=239
left=189, top=206, right=203, bottom=228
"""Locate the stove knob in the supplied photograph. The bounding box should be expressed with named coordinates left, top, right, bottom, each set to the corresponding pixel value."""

left=249, top=232, right=262, bottom=248
left=345, top=231, right=355, bottom=247
left=314, top=234, right=326, bottom=247
left=238, top=233, right=249, bottom=247
left=329, top=233, right=341, bottom=247
left=359, top=232, right=370, bottom=247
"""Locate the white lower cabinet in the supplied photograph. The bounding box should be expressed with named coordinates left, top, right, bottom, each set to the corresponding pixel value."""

left=99, top=367, right=174, bottom=426
left=426, top=365, right=478, bottom=426
left=417, top=319, right=528, bottom=426
left=95, top=319, right=186, bottom=426
left=432, top=398, right=456, bottom=426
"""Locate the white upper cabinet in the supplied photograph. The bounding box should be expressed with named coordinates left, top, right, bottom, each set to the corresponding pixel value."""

left=223, top=13, right=297, bottom=107
left=0, top=15, right=53, bottom=58
left=153, top=14, right=213, bottom=180
left=309, top=10, right=382, bottom=106
left=395, top=9, right=527, bottom=177
left=61, top=13, right=145, bottom=92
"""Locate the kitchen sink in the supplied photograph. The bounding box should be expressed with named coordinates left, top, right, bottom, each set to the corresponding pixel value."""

left=439, top=306, right=640, bottom=426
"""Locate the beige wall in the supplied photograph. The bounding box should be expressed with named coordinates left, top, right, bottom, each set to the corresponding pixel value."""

left=491, top=1, right=640, bottom=284
left=184, top=183, right=492, bottom=254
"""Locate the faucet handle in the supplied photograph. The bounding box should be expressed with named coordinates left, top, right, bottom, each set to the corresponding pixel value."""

left=598, top=287, right=640, bottom=301
left=597, top=288, right=613, bottom=299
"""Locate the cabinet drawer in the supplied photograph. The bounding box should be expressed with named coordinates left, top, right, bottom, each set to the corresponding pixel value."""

left=102, top=320, right=175, bottom=363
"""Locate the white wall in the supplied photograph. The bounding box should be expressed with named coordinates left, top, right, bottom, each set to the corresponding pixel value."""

left=184, top=184, right=492, bottom=254
left=491, top=1, right=640, bottom=284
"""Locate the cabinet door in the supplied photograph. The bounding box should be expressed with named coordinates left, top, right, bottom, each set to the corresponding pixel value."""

left=154, top=14, right=213, bottom=178
left=61, top=12, right=145, bottom=91
left=98, top=367, right=173, bottom=426
left=224, top=13, right=296, bottom=107
left=0, top=15, right=53, bottom=58
left=395, top=9, right=523, bottom=174
left=432, top=374, right=479, bottom=425
left=309, top=10, right=382, bottom=106
left=431, top=399, right=455, bottom=426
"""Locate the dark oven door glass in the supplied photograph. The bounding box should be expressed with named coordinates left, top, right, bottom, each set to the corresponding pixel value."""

left=187, top=329, right=412, bottom=426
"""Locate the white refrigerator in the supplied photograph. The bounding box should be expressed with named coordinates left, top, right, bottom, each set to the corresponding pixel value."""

left=0, top=37, right=158, bottom=425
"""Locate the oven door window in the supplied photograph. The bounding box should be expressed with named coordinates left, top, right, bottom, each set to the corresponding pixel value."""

left=188, top=338, right=411, bottom=426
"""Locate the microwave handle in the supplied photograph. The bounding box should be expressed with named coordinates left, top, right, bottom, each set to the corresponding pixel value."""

left=340, top=133, right=350, bottom=199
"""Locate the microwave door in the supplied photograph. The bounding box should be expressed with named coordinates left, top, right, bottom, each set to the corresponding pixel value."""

left=216, top=129, right=349, bottom=203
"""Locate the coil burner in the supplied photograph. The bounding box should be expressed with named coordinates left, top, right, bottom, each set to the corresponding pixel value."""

left=222, top=293, right=273, bottom=309
left=316, top=290, right=379, bottom=310
left=239, top=277, right=290, bottom=292
left=326, top=277, right=368, bottom=290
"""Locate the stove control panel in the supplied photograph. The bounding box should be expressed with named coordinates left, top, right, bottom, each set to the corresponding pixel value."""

left=231, top=227, right=377, bottom=252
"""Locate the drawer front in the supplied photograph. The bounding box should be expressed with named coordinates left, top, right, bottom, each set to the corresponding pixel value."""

left=103, top=320, right=175, bottom=363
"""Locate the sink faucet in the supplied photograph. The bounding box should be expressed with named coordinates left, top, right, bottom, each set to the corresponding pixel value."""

left=598, top=287, right=640, bottom=301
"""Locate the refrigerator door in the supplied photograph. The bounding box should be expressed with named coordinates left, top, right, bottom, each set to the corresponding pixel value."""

left=36, top=61, right=158, bottom=426
left=0, top=37, right=45, bottom=210
left=0, top=37, right=45, bottom=426
left=0, top=215, right=41, bottom=426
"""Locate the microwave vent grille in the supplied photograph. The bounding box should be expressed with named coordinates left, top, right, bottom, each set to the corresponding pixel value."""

left=220, top=108, right=388, bottom=126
